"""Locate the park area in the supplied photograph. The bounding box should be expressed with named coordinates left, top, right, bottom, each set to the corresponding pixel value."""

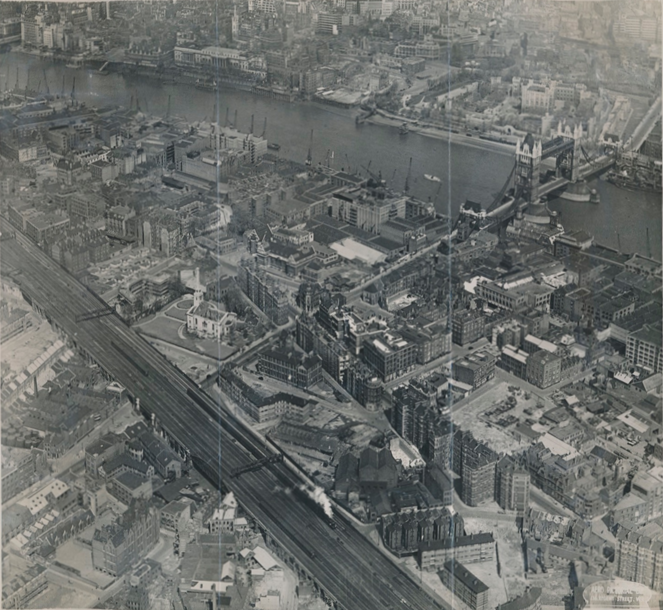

left=134, top=308, right=237, bottom=362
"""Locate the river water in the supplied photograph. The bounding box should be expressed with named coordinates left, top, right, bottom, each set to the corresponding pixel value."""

left=2, top=53, right=660, bottom=259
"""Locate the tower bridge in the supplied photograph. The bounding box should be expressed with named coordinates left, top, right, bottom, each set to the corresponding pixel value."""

left=451, top=122, right=616, bottom=242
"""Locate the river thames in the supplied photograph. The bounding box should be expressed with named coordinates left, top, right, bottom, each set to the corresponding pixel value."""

left=2, top=54, right=660, bottom=259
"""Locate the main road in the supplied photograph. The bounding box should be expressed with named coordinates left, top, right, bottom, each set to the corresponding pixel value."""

left=0, top=227, right=448, bottom=610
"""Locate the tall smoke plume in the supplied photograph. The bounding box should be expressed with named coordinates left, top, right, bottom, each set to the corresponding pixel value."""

left=299, top=484, right=334, bottom=519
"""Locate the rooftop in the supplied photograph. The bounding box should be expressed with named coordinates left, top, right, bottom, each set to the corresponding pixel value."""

left=441, top=559, right=489, bottom=594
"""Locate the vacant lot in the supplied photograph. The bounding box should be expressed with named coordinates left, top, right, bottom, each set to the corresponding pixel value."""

left=28, top=583, right=99, bottom=609
left=463, top=517, right=529, bottom=604
left=54, top=538, right=114, bottom=588
left=453, top=381, right=537, bottom=455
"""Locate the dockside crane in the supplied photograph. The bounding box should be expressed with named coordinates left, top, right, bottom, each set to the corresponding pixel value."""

left=261, top=117, right=267, bottom=138
left=306, top=129, right=313, bottom=166
left=250, top=114, right=254, bottom=135
left=404, top=157, right=412, bottom=193
left=43, top=69, right=49, bottom=96
left=361, top=162, right=384, bottom=186
left=435, top=181, right=442, bottom=203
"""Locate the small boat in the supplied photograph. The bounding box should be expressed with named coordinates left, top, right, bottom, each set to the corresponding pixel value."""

left=195, top=79, right=217, bottom=90
left=268, top=143, right=281, bottom=151
left=424, top=174, right=441, bottom=183
left=399, top=122, right=409, bottom=135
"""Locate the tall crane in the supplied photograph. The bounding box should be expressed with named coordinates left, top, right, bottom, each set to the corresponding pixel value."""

left=404, top=157, right=412, bottom=193
left=43, top=68, right=49, bottom=95
left=361, top=162, right=382, bottom=185
left=306, top=129, right=313, bottom=166
left=71, top=76, right=76, bottom=101
left=261, top=117, right=267, bottom=138
left=250, top=114, right=254, bottom=135
left=434, top=181, right=442, bottom=205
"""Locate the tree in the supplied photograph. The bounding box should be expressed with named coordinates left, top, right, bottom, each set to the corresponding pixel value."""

left=223, top=287, right=248, bottom=316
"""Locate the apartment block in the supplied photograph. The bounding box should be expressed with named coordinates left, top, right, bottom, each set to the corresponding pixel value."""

left=440, top=559, right=490, bottom=610
left=452, top=310, right=485, bottom=346
left=92, top=502, right=160, bottom=578
left=526, top=350, right=562, bottom=389
left=495, top=456, right=530, bottom=515
left=362, top=332, right=419, bottom=382
left=419, top=533, right=495, bottom=571
left=453, top=351, right=496, bottom=390
left=627, top=325, right=662, bottom=373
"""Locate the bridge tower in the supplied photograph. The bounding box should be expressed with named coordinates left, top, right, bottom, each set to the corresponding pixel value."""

left=556, top=122, right=583, bottom=182
left=515, top=133, right=542, bottom=205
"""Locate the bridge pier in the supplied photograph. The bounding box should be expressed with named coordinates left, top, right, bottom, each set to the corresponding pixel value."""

left=261, top=528, right=340, bottom=608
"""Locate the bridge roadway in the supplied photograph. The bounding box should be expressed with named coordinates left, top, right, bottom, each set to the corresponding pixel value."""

left=0, top=231, right=447, bottom=610
left=537, top=155, right=615, bottom=198
left=628, top=96, right=661, bottom=153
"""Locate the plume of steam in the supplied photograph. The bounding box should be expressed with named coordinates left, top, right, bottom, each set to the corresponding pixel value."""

left=313, top=485, right=334, bottom=519
left=299, top=484, right=334, bottom=519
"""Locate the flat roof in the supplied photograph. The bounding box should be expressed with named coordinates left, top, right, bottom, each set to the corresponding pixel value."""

left=420, top=533, right=494, bottom=552
left=441, top=559, right=489, bottom=594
